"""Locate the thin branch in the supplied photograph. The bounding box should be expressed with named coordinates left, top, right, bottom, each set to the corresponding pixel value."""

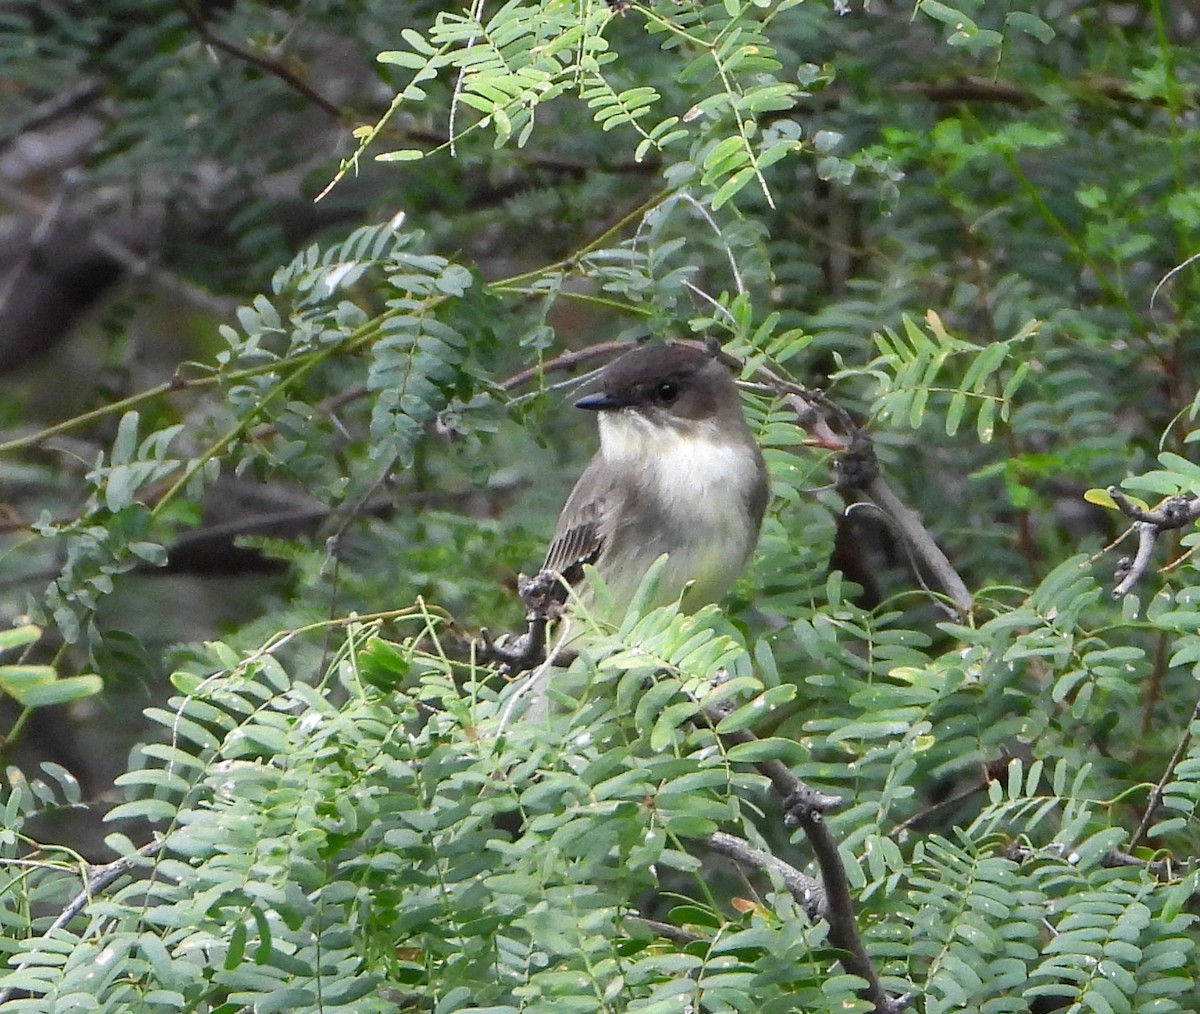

left=499, top=340, right=630, bottom=392
left=894, top=73, right=1195, bottom=110
left=0, top=77, right=103, bottom=152
left=699, top=701, right=907, bottom=1014
left=631, top=190, right=746, bottom=296
left=781, top=782, right=909, bottom=1014
left=624, top=915, right=705, bottom=945
left=754, top=367, right=972, bottom=617
left=1107, top=488, right=1200, bottom=596
left=1101, top=846, right=1175, bottom=880
left=1151, top=248, right=1200, bottom=314
left=1130, top=696, right=1200, bottom=850
left=865, top=471, right=973, bottom=617
left=449, top=0, right=488, bottom=157
left=704, top=830, right=824, bottom=920
left=178, top=0, right=345, bottom=119
left=1109, top=487, right=1200, bottom=529
left=0, top=838, right=164, bottom=1005
left=888, top=779, right=987, bottom=839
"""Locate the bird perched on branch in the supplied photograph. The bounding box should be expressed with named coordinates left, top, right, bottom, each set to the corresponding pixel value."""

left=484, top=341, right=768, bottom=717
left=543, top=341, right=769, bottom=626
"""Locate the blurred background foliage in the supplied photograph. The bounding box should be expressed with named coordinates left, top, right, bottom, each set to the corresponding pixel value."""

left=2, top=0, right=1200, bottom=1010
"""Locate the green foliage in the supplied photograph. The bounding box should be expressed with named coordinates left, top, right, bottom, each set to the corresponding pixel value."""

left=837, top=310, right=1036, bottom=441
left=343, top=0, right=809, bottom=210
left=0, top=625, right=101, bottom=722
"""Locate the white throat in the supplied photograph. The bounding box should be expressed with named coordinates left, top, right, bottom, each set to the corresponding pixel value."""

left=596, top=410, right=761, bottom=607
left=598, top=412, right=755, bottom=494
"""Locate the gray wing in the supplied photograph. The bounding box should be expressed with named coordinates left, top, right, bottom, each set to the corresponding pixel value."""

left=543, top=456, right=617, bottom=584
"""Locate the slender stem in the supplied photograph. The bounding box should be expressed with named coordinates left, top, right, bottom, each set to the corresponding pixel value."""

left=1130, top=697, right=1200, bottom=850
left=489, top=286, right=651, bottom=316
left=500, top=188, right=670, bottom=289
left=704, top=831, right=824, bottom=918
left=2, top=706, right=33, bottom=751
left=0, top=353, right=321, bottom=456
left=699, top=702, right=900, bottom=1013
left=148, top=351, right=327, bottom=520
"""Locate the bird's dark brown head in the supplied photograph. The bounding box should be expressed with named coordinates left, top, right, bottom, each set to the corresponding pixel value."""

left=574, top=342, right=740, bottom=422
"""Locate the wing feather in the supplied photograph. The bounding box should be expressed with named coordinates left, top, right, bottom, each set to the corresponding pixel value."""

left=543, top=456, right=614, bottom=585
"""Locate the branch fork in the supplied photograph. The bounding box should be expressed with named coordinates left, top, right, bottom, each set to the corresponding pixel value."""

left=1108, top=487, right=1200, bottom=597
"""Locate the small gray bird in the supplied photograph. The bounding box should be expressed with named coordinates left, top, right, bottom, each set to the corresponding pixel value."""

left=544, top=341, right=769, bottom=623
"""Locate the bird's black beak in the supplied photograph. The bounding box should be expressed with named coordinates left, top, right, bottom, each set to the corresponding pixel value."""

left=574, top=391, right=620, bottom=411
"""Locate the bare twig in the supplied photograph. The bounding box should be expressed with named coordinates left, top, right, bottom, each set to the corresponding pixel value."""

left=1130, top=697, right=1200, bottom=850
left=894, top=73, right=1195, bottom=110
left=753, top=365, right=972, bottom=617
left=1107, top=487, right=1200, bottom=597
left=1109, top=487, right=1200, bottom=529
left=0, top=77, right=103, bottom=152
left=700, top=702, right=907, bottom=1014
left=703, top=830, right=824, bottom=920
left=865, top=472, right=973, bottom=617
left=624, top=915, right=705, bottom=945
left=1101, top=846, right=1176, bottom=880
left=780, top=782, right=912, bottom=1014
left=888, top=779, right=987, bottom=839
left=178, top=0, right=345, bottom=119
left=499, top=340, right=631, bottom=392
left=0, top=838, right=164, bottom=1005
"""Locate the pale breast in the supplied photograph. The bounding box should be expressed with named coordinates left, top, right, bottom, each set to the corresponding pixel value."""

left=597, top=413, right=762, bottom=610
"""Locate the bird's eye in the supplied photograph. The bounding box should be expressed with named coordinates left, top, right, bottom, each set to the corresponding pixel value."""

left=657, top=381, right=679, bottom=403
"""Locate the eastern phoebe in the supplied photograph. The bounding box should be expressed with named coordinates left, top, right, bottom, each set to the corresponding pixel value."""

left=544, top=341, right=769, bottom=626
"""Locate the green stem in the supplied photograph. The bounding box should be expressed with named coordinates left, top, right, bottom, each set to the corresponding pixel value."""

left=490, top=286, right=652, bottom=315
left=2, top=706, right=32, bottom=752
left=499, top=188, right=670, bottom=289
left=0, top=354, right=324, bottom=456
left=148, top=320, right=388, bottom=520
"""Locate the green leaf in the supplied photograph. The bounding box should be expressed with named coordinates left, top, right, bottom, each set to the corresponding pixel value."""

left=650, top=700, right=700, bottom=751
left=0, top=664, right=57, bottom=699
left=377, top=50, right=429, bottom=69
left=945, top=390, right=967, bottom=436
left=12, top=674, right=103, bottom=708
left=1083, top=488, right=1117, bottom=509
left=1006, top=11, right=1055, bottom=42
left=1158, top=451, right=1200, bottom=491
left=0, top=624, right=40, bottom=653
left=715, top=684, right=797, bottom=734
left=976, top=397, right=997, bottom=442
left=112, top=411, right=140, bottom=466
left=726, top=737, right=807, bottom=765
left=376, top=149, right=426, bottom=162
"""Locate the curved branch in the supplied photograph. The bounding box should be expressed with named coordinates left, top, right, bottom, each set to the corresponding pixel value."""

left=753, top=368, right=972, bottom=617
left=0, top=838, right=164, bottom=1006
left=1130, top=696, right=1200, bottom=850
left=701, top=701, right=908, bottom=1014
left=704, top=830, right=824, bottom=920
left=1107, top=488, right=1200, bottom=596
left=178, top=0, right=345, bottom=119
